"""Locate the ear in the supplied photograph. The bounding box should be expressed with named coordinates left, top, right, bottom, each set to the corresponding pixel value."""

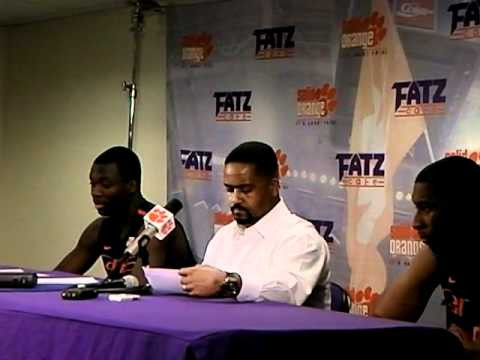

left=271, top=177, right=280, bottom=196
left=127, top=179, right=137, bottom=193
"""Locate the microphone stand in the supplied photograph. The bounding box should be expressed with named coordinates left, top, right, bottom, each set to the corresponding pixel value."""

left=123, top=0, right=163, bottom=149
left=104, top=233, right=152, bottom=281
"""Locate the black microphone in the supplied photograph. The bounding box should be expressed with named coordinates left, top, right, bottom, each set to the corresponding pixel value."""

left=78, top=275, right=140, bottom=290
left=0, top=272, right=37, bottom=288
left=61, top=275, right=146, bottom=300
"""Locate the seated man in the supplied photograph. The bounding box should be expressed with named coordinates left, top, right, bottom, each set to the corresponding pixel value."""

left=178, top=141, right=331, bottom=307
left=372, top=156, right=480, bottom=357
left=55, top=146, right=195, bottom=277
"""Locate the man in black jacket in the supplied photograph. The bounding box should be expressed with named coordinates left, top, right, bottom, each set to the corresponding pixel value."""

left=55, top=146, right=195, bottom=277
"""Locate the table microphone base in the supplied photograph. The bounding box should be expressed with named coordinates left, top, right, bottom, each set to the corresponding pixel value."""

left=61, top=284, right=152, bottom=300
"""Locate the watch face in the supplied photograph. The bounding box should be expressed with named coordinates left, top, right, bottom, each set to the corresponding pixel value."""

left=225, top=274, right=236, bottom=283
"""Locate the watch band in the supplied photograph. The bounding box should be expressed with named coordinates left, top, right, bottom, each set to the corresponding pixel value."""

left=220, top=272, right=242, bottom=298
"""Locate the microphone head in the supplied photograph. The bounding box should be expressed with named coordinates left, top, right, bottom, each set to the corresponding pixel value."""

left=123, top=275, right=140, bottom=288
left=164, top=198, right=183, bottom=215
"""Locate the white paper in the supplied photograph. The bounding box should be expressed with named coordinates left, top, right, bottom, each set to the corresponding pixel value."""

left=108, top=294, right=140, bottom=302
left=0, top=268, right=24, bottom=273
left=37, top=277, right=99, bottom=285
left=143, top=267, right=183, bottom=294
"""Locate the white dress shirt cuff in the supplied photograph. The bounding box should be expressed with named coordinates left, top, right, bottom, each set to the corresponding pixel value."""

left=236, top=272, right=263, bottom=302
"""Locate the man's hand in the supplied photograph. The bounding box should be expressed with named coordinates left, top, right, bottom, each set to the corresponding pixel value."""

left=178, top=265, right=226, bottom=297
left=449, top=324, right=480, bottom=360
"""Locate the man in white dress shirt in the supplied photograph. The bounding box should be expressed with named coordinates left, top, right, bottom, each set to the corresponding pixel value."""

left=179, top=141, right=331, bottom=307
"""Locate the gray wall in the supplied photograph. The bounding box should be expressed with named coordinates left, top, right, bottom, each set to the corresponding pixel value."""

left=0, top=27, right=6, bottom=167
left=0, top=9, right=167, bottom=276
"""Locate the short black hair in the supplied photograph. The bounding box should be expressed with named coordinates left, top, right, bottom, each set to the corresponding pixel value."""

left=225, top=141, right=278, bottom=178
left=94, top=146, right=141, bottom=187
left=416, top=156, right=480, bottom=275
left=415, top=156, right=480, bottom=203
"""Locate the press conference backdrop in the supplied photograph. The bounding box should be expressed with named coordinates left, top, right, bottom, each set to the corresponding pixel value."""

left=166, top=0, right=480, bottom=325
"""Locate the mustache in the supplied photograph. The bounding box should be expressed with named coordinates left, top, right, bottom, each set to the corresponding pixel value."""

left=231, top=204, right=249, bottom=213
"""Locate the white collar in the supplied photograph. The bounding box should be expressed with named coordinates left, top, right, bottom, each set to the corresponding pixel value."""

left=235, top=198, right=290, bottom=238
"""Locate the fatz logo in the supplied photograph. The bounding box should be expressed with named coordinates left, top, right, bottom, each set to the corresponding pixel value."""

left=336, top=153, right=385, bottom=188
left=448, top=1, right=480, bottom=40
left=214, top=91, right=252, bottom=121
left=180, top=149, right=212, bottom=180
left=308, top=220, right=335, bottom=244
left=253, top=26, right=295, bottom=60
left=393, top=79, right=446, bottom=117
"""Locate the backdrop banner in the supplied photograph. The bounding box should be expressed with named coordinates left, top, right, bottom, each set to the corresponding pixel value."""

left=167, top=0, right=480, bottom=326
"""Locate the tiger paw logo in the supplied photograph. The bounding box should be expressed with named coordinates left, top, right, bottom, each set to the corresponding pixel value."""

left=341, top=12, right=387, bottom=56
left=213, top=211, right=234, bottom=233
left=275, top=149, right=289, bottom=177
left=296, top=84, right=337, bottom=126
left=348, top=286, right=379, bottom=316
left=275, top=149, right=289, bottom=189
left=147, top=207, right=169, bottom=224
left=181, top=32, right=214, bottom=65
left=214, top=211, right=234, bottom=226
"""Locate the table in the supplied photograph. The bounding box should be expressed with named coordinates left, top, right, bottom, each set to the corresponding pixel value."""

left=0, top=289, right=463, bottom=360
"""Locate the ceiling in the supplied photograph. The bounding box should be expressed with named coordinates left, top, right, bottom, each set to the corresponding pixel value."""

left=0, top=0, right=222, bottom=26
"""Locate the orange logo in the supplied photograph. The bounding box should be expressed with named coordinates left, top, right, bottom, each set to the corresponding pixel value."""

left=445, top=149, right=480, bottom=164
left=389, top=225, right=423, bottom=262
left=181, top=32, right=214, bottom=65
left=390, top=225, right=420, bottom=240
left=296, top=84, right=337, bottom=125
left=341, top=12, right=387, bottom=55
left=347, top=286, right=379, bottom=316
